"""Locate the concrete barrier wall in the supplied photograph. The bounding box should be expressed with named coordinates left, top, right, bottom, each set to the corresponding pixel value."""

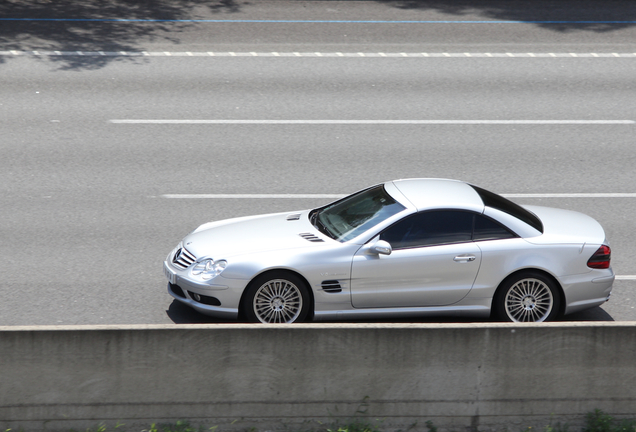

left=1, top=323, right=636, bottom=432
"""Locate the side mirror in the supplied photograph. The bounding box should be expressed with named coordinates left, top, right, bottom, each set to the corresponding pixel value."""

left=370, top=240, right=392, bottom=255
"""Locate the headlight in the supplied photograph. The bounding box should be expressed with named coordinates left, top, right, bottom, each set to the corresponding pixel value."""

left=191, top=259, right=227, bottom=280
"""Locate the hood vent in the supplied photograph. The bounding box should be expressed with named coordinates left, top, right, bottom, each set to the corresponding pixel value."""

left=321, top=280, right=342, bottom=293
left=286, top=213, right=301, bottom=221
left=299, top=232, right=324, bottom=243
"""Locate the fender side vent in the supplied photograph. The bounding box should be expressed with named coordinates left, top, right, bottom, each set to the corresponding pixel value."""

left=321, top=280, right=342, bottom=293
left=299, top=232, right=324, bottom=242
left=287, top=213, right=301, bottom=221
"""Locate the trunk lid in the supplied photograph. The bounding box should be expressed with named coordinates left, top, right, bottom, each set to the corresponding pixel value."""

left=523, top=205, right=607, bottom=245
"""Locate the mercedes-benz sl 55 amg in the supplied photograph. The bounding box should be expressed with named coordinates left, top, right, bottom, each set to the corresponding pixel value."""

left=163, top=178, right=614, bottom=323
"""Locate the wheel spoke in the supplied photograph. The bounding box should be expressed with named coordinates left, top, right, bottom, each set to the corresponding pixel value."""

left=529, top=281, right=541, bottom=298
left=280, top=306, right=294, bottom=322
left=257, top=305, right=274, bottom=322
left=260, top=284, right=274, bottom=301
left=528, top=307, right=540, bottom=322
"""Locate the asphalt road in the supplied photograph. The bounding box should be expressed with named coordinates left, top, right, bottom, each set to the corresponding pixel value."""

left=1, top=0, right=635, bottom=325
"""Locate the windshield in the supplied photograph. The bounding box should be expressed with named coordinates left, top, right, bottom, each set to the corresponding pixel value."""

left=311, top=185, right=406, bottom=242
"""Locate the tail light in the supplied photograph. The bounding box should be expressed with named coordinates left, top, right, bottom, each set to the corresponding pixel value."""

left=587, top=245, right=611, bottom=269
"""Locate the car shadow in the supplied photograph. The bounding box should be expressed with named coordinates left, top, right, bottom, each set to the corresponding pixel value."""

left=559, top=306, right=615, bottom=322
left=166, top=300, right=615, bottom=324
left=166, top=300, right=235, bottom=324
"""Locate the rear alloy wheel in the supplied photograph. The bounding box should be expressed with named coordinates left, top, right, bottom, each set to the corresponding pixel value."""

left=243, top=272, right=310, bottom=323
left=496, top=272, right=560, bottom=322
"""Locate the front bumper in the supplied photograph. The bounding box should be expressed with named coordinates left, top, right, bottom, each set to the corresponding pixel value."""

left=163, top=260, right=242, bottom=319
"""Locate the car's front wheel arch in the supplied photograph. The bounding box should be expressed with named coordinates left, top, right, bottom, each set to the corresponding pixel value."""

left=239, top=269, right=315, bottom=323
left=492, top=269, right=565, bottom=322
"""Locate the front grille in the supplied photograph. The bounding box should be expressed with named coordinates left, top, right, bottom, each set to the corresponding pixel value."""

left=321, top=280, right=342, bottom=293
left=172, top=247, right=196, bottom=269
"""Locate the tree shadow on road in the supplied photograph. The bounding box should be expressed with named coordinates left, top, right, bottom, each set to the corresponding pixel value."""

left=0, top=0, right=247, bottom=69
left=1, top=0, right=634, bottom=70
left=376, top=0, right=636, bottom=33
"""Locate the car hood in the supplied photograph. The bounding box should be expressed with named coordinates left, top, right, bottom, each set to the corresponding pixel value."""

left=523, top=205, right=607, bottom=245
left=181, top=210, right=329, bottom=259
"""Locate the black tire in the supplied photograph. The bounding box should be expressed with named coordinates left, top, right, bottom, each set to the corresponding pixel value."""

left=242, top=271, right=311, bottom=323
left=494, top=271, right=561, bottom=322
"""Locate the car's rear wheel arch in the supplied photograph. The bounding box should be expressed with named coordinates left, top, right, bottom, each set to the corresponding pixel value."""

left=239, top=269, right=315, bottom=323
left=492, top=268, right=565, bottom=321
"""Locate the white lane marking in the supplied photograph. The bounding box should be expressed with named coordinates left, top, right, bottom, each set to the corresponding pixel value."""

left=616, top=276, right=636, bottom=280
left=504, top=193, right=636, bottom=198
left=2, top=50, right=636, bottom=58
left=161, top=193, right=636, bottom=199
left=2, top=18, right=635, bottom=23
left=162, top=194, right=345, bottom=199
left=111, top=119, right=635, bottom=125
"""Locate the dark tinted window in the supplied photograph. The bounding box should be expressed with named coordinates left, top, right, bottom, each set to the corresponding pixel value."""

left=380, top=210, right=473, bottom=249
left=474, top=214, right=516, bottom=241
left=470, top=185, right=543, bottom=233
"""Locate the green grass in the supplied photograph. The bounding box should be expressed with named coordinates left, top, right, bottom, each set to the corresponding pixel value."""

left=325, top=420, right=383, bottom=432
left=5, top=410, right=636, bottom=432
left=145, top=420, right=216, bottom=432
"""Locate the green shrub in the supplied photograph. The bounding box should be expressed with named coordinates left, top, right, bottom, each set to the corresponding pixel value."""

left=583, top=410, right=636, bottom=432
left=325, top=419, right=383, bottom=432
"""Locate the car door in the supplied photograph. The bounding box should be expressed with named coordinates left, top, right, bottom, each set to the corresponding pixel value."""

left=350, top=210, right=482, bottom=308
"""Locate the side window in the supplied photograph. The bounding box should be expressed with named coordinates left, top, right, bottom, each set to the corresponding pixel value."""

left=380, top=210, right=474, bottom=249
left=474, top=214, right=516, bottom=241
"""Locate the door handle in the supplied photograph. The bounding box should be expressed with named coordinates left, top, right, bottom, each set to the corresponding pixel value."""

left=454, top=255, right=476, bottom=263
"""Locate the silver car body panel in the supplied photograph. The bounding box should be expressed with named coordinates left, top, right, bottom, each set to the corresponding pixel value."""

left=392, top=178, right=484, bottom=212
left=351, top=241, right=482, bottom=307
left=522, top=205, right=606, bottom=245
left=163, top=178, right=614, bottom=321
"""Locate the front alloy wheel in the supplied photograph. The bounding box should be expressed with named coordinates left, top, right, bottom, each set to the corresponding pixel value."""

left=244, top=272, right=310, bottom=323
left=496, top=272, right=560, bottom=322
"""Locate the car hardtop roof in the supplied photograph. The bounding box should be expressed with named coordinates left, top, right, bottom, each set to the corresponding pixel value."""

left=387, top=178, right=485, bottom=213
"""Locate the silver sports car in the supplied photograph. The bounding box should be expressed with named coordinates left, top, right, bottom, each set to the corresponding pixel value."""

left=163, top=179, right=614, bottom=323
